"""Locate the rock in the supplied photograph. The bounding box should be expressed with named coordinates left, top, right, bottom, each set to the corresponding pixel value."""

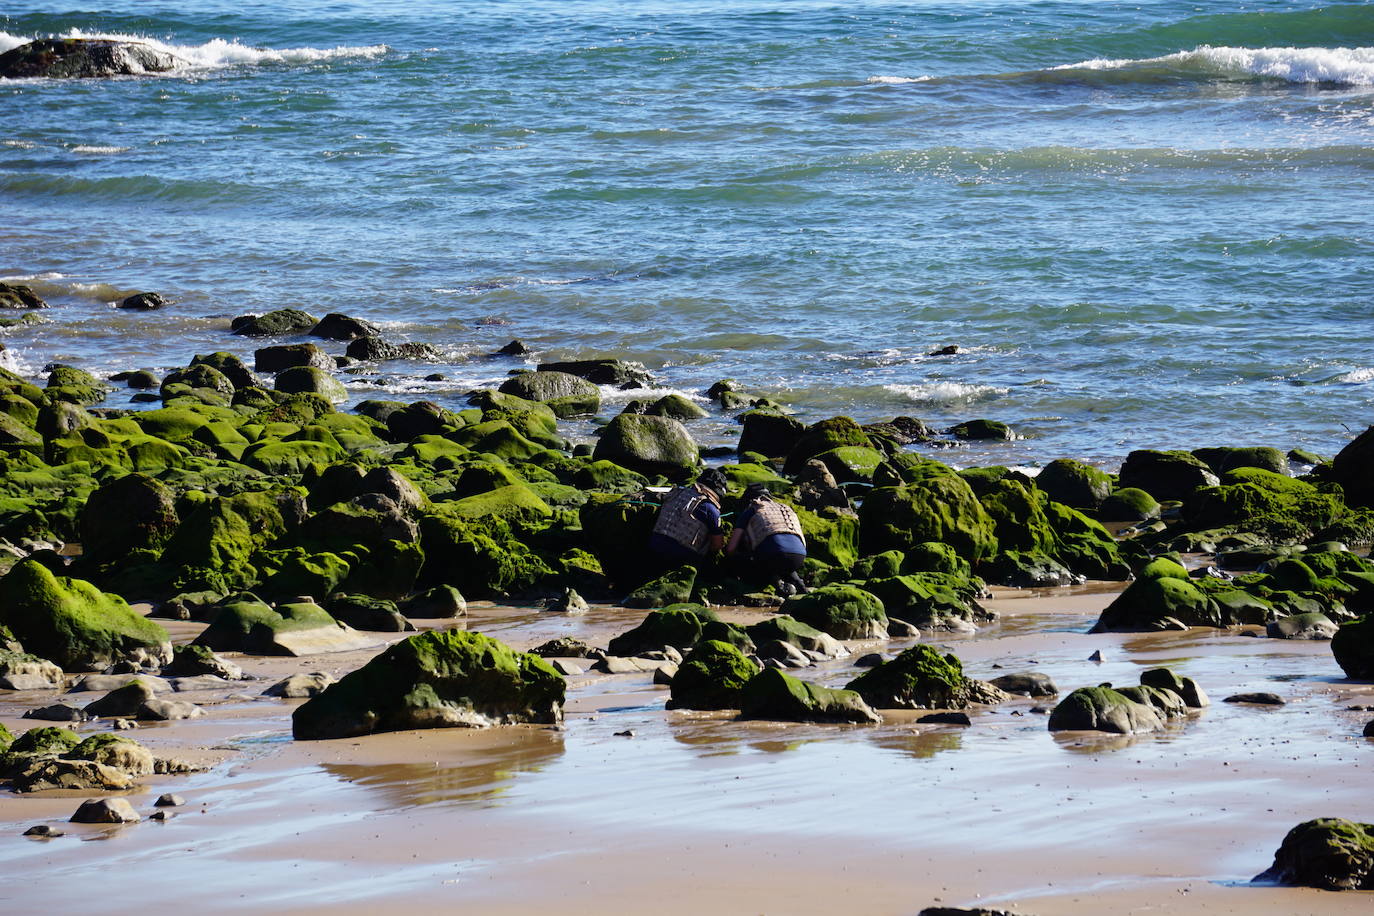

left=140, top=698, right=204, bottom=720
left=887, top=618, right=920, bottom=638
left=621, top=566, right=697, bottom=610
left=84, top=680, right=158, bottom=718
left=0, top=649, right=65, bottom=690
left=274, top=366, right=347, bottom=402
left=652, top=663, right=677, bottom=684
left=292, top=630, right=564, bottom=740
left=779, top=585, right=887, bottom=640
left=326, top=594, right=413, bottom=632
left=0, top=38, right=179, bottom=79
left=1118, top=449, right=1219, bottom=501
left=1252, top=818, right=1374, bottom=890
left=398, top=586, right=467, bottom=619
left=0, top=560, right=172, bottom=671
left=854, top=652, right=885, bottom=668
left=737, top=411, right=806, bottom=457
left=492, top=339, right=531, bottom=356
left=262, top=672, right=336, bottom=698
left=536, top=359, right=652, bottom=387
left=345, top=337, right=439, bottom=362
left=543, top=588, right=589, bottom=614
left=739, top=668, right=880, bottom=724
left=1088, top=649, right=1105, bottom=662
left=917, top=711, right=971, bottom=725
left=189, top=352, right=256, bottom=389
left=161, top=645, right=243, bottom=680
left=746, top=616, right=845, bottom=657
left=254, top=343, right=334, bottom=373
left=1223, top=692, right=1285, bottom=705
left=947, top=419, right=1014, bottom=441
left=79, top=473, right=179, bottom=566
left=1090, top=559, right=1226, bottom=632
left=0, top=282, right=48, bottom=308
left=155, top=793, right=185, bottom=807
left=1047, top=686, right=1165, bottom=734
left=846, top=645, right=1005, bottom=710
left=1267, top=612, right=1339, bottom=640
left=592, top=414, right=700, bottom=476
left=1099, top=487, right=1161, bottom=522
left=194, top=598, right=377, bottom=657
left=1192, top=446, right=1286, bottom=476
left=23, top=704, right=89, bottom=722
left=13, top=760, right=133, bottom=793
left=116, top=292, right=171, bottom=311
left=530, top=637, right=600, bottom=659
left=1138, top=667, right=1208, bottom=708
left=645, top=393, right=709, bottom=421
left=666, top=640, right=760, bottom=710
left=860, top=468, right=997, bottom=562
left=499, top=370, right=600, bottom=418
left=1332, top=615, right=1374, bottom=679
left=609, top=605, right=716, bottom=656
left=68, top=733, right=154, bottom=775
left=167, top=675, right=230, bottom=692
left=757, top=639, right=812, bottom=668
left=310, top=313, right=379, bottom=340
left=232, top=308, right=319, bottom=337
left=70, top=797, right=140, bottom=824
left=591, top=656, right=651, bottom=674
left=22, top=825, right=62, bottom=838
left=71, top=674, right=172, bottom=693
left=990, top=672, right=1058, bottom=698
left=1365, top=720, right=1374, bottom=738
left=551, top=660, right=584, bottom=676
left=1033, top=458, right=1112, bottom=510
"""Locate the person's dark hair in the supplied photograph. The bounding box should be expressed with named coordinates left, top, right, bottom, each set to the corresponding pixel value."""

left=743, top=482, right=772, bottom=502
left=697, top=467, right=728, bottom=495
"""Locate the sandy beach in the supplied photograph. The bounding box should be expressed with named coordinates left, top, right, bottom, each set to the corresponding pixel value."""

left=3, top=588, right=1369, bottom=915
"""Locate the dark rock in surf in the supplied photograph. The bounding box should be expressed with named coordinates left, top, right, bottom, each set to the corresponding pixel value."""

left=0, top=38, right=179, bottom=79
left=255, top=343, right=334, bottom=374
left=537, top=359, right=653, bottom=387
left=345, top=337, right=440, bottom=362
left=0, top=283, right=48, bottom=309
left=310, top=313, right=379, bottom=341
left=232, top=309, right=319, bottom=337
left=492, top=339, right=531, bottom=356
left=1252, top=818, right=1374, bottom=890
left=118, top=292, right=170, bottom=311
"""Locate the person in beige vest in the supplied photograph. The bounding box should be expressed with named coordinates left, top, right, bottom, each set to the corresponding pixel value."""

left=648, top=467, right=727, bottom=572
left=726, top=483, right=809, bottom=596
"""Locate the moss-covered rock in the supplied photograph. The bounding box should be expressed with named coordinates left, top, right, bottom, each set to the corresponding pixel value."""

left=1183, top=468, right=1343, bottom=542
left=860, top=574, right=991, bottom=630
left=1331, top=615, right=1374, bottom=679
left=1090, top=566, right=1223, bottom=632
left=67, top=732, right=154, bottom=775
left=1034, top=458, right=1113, bottom=510
left=644, top=393, right=708, bottom=421
left=193, top=598, right=344, bottom=655
left=745, top=615, right=837, bottom=655
left=1326, top=425, right=1374, bottom=509
left=779, top=584, right=887, bottom=639
left=948, top=418, right=1013, bottom=441
left=417, top=514, right=554, bottom=599
left=1046, top=686, right=1166, bottom=734
left=6, top=725, right=79, bottom=759
left=78, top=473, right=179, bottom=567
left=398, top=585, right=466, bottom=619
left=292, top=629, right=564, bottom=739
left=1253, top=818, right=1374, bottom=890
left=621, top=565, right=697, bottom=609
left=666, top=639, right=760, bottom=710
left=1118, top=449, right=1219, bottom=501
left=1100, top=487, right=1160, bottom=522
left=607, top=604, right=718, bottom=656
left=274, top=366, right=347, bottom=403
left=498, top=370, right=600, bottom=418
left=812, top=445, right=885, bottom=485
left=233, top=308, right=319, bottom=337
left=593, top=414, right=700, bottom=476
left=160, top=487, right=307, bottom=593
left=737, top=410, right=805, bottom=457
left=1192, top=446, right=1286, bottom=476
left=783, top=417, right=872, bottom=475
left=0, top=560, right=171, bottom=670
left=859, top=471, right=997, bottom=562
left=845, top=644, right=1000, bottom=709
left=326, top=594, right=412, bottom=633
left=739, top=668, right=880, bottom=724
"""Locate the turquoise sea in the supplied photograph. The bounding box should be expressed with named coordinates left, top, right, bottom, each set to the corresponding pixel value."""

left=3, top=0, right=1373, bottom=467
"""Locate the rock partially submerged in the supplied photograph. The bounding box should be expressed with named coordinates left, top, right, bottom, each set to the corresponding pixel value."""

left=846, top=645, right=1005, bottom=710
left=739, top=668, right=880, bottom=724
left=292, top=630, right=564, bottom=739
left=0, top=38, right=181, bottom=79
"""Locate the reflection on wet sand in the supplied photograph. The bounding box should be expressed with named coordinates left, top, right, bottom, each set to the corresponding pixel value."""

left=319, top=728, right=565, bottom=809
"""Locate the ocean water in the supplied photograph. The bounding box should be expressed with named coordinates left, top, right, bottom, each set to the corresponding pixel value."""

left=2, top=0, right=1373, bottom=468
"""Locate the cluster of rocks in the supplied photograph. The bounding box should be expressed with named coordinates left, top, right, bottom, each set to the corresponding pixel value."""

left=0, top=725, right=196, bottom=794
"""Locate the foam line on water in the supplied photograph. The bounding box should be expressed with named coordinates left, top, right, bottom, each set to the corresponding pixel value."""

left=1058, top=45, right=1374, bottom=86
left=0, top=29, right=388, bottom=72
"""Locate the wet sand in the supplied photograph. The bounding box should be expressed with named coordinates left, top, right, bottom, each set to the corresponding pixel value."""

left=2, top=588, right=1371, bottom=914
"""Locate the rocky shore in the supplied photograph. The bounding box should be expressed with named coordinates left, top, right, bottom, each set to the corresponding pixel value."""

left=0, top=291, right=1371, bottom=912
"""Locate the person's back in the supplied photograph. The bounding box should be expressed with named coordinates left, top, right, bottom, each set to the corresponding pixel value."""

left=728, top=484, right=808, bottom=594
left=647, top=468, right=727, bottom=569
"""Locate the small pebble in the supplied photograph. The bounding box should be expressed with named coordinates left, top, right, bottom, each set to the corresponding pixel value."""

left=149, top=811, right=170, bottom=821
left=613, top=729, right=636, bottom=738
left=22, top=825, right=63, bottom=838
left=1088, top=650, right=1105, bottom=662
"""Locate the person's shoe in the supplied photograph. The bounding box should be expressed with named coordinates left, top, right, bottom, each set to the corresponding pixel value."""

left=777, top=581, right=797, bottom=598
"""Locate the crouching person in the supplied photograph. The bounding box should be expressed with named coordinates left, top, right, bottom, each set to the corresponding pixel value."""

left=648, top=468, right=727, bottom=572
left=727, top=483, right=808, bottom=596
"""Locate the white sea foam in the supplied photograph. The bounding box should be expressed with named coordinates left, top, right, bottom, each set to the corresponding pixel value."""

left=0, top=29, right=388, bottom=74
left=1335, top=367, right=1374, bottom=384
left=71, top=145, right=130, bottom=154
left=1060, top=45, right=1374, bottom=86
left=867, top=75, right=933, bottom=84
left=1, top=139, right=37, bottom=149
left=884, top=381, right=1009, bottom=407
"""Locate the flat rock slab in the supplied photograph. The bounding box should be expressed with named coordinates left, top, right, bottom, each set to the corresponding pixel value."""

left=13, top=759, right=134, bottom=794
left=1224, top=692, right=1285, bottom=705
left=167, top=675, right=232, bottom=692
left=70, top=797, right=140, bottom=824
left=138, top=698, right=204, bottom=720
left=0, top=673, right=64, bottom=690
left=71, top=674, right=172, bottom=693
left=22, top=703, right=90, bottom=722
left=270, top=626, right=385, bottom=657
left=262, top=672, right=335, bottom=698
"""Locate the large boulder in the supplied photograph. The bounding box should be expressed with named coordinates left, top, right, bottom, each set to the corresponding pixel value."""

left=859, top=472, right=997, bottom=562
left=0, top=38, right=179, bottom=79
left=498, top=371, right=600, bottom=418
left=592, top=414, right=700, bottom=476
left=1192, top=446, right=1286, bottom=476
left=537, top=359, right=653, bottom=387
left=784, top=417, right=873, bottom=475
left=737, top=411, right=806, bottom=458
left=0, top=649, right=64, bottom=690
left=194, top=598, right=376, bottom=656
left=1090, top=558, right=1223, bottom=632
left=1046, top=686, right=1165, bottom=734
left=1118, top=449, right=1219, bottom=501
left=607, top=604, right=717, bottom=656
left=667, top=640, right=761, bottom=710
left=1327, top=426, right=1374, bottom=509
left=0, top=560, right=171, bottom=671
left=310, top=313, right=379, bottom=341
left=1034, top=458, right=1112, bottom=510
left=739, top=668, right=880, bottom=724
left=846, top=644, right=1004, bottom=710
left=621, top=566, right=696, bottom=609
left=779, top=585, right=887, bottom=640
left=232, top=308, right=319, bottom=337
left=274, top=366, right=347, bottom=402
left=255, top=343, right=334, bottom=373
left=1331, top=615, right=1374, bottom=679
left=1183, top=469, right=1343, bottom=542
left=292, top=630, right=564, bottom=739
left=1253, top=818, right=1374, bottom=890
left=78, top=473, right=179, bottom=566
left=0, top=282, right=47, bottom=308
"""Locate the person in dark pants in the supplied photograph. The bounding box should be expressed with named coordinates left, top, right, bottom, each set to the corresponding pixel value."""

left=727, top=483, right=808, bottom=596
left=647, top=468, right=728, bottom=571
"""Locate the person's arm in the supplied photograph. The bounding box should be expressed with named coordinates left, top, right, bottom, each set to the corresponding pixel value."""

left=725, top=528, right=744, bottom=555
left=699, top=502, right=725, bottom=553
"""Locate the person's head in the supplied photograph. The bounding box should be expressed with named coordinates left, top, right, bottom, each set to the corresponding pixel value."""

left=743, top=483, right=772, bottom=503
left=696, top=467, right=728, bottom=500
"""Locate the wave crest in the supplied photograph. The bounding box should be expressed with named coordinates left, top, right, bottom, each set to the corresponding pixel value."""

left=884, top=382, right=1009, bottom=407
left=0, top=29, right=387, bottom=73
left=1060, top=45, right=1374, bottom=86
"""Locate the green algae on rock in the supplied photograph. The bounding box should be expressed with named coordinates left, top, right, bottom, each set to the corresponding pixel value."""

left=666, top=639, right=760, bottom=711
left=0, top=560, right=171, bottom=671
left=739, top=667, right=881, bottom=724
left=1331, top=615, right=1374, bottom=679
left=846, top=644, right=1003, bottom=710
left=779, top=584, right=887, bottom=639
left=1046, top=686, right=1165, bottom=734
left=607, top=604, right=718, bottom=656
left=292, top=629, right=564, bottom=740
left=592, top=413, right=700, bottom=476
left=1253, top=817, right=1374, bottom=890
